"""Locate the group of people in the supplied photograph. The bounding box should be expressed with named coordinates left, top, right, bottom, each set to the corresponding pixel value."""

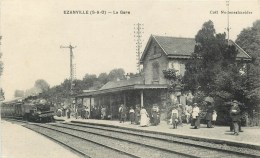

left=171, top=102, right=217, bottom=129
left=73, top=106, right=90, bottom=119
left=118, top=104, right=160, bottom=127
left=171, top=100, right=242, bottom=136
left=56, top=100, right=243, bottom=136
left=56, top=106, right=90, bottom=119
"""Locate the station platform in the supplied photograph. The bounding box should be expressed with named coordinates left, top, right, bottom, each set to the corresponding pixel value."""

left=1, top=120, right=79, bottom=158
left=55, top=116, right=260, bottom=148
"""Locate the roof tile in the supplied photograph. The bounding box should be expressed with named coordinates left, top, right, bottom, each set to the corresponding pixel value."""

left=151, top=35, right=251, bottom=59
left=100, top=76, right=144, bottom=90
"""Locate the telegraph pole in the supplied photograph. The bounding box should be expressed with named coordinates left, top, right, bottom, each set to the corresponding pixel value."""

left=226, top=0, right=231, bottom=44
left=0, top=36, right=4, bottom=101
left=60, top=44, right=76, bottom=95
left=134, top=23, right=144, bottom=73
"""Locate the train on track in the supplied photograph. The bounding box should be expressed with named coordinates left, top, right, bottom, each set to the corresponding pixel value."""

left=1, top=96, right=55, bottom=122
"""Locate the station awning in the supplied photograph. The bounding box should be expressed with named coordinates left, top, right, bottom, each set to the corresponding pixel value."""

left=76, top=84, right=168, bottom=97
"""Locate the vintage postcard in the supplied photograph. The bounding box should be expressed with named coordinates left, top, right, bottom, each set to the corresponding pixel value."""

left=1, top=0, right=260, bottom=158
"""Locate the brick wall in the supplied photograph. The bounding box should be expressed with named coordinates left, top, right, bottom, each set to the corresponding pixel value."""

left=143, top=39, right=168, bottom=84
left=142, top=38, right=190, bottom=84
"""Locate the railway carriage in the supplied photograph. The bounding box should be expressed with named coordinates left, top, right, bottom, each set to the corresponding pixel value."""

left=1, top=96, right=54, bottom=122
left=1, top=97, right=23, bottom=118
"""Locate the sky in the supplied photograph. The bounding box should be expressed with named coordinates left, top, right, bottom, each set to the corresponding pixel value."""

left=0, top=0, right=259, bottom=100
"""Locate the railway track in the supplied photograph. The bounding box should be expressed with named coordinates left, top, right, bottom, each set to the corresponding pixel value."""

left=2, top=118, right=28, bottom=125
left=22, top=121, right=260, bottom=158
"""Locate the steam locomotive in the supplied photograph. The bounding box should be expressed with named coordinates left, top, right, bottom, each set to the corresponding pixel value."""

left=1, top=96, right=55, bottom=122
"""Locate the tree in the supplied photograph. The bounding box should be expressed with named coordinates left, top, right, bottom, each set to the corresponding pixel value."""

left=92, top=81, right=103, bottom=90
left=14, top=90, right=24, bottom=97
left=82, top=74, right=97, bottom=88
left=236, top=20, right=260, bottom=60
left=34, top=79, right=50, bottom=92
left=235, top=20, right=260, bottom=117
left=183, top=20, right=238, bottom=97
left=41, top=79, right=73, bottom=104
left=183, top=19, right=247, bottom=125
left=98, top=73, right=109, bottom=85
left=108, top=68, right=126, bottom=81
left=40, top=68, right=129, bottom=107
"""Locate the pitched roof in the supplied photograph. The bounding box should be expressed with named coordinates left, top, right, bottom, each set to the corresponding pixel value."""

left=140, top=35, right=251, bottom=62
left=76, top=77, right=167, bottom=97
left=228, top=40, right=251, bottom=59
left=100, top=76, right=144, bottom=90
left=153, top=35, right=196, bottom=56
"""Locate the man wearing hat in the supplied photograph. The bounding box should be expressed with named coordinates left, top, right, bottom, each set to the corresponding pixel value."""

left=230, top=100, right=241, bottom=136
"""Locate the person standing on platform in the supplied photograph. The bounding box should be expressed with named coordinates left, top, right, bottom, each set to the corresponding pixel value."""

left=67, top=108, right=71, bottom=119
left=185, top=104, right=192, bottom=124
left=62, top=107, right=66, bottom=117
left=140, top=106, right=149, bottom=127
left=85, top=107, right=90, bottom=119
left=121, top=104, right=127, bottom=123
left=135, top=105, right=141, bottom=125
left=171, top=106, right=179, bottom=129
left=230, top=100, right=241, bottom=136
left=57, top=108, right=62, bottom=117
left=119, top=105, right=123, bottom=122
left=82, top=107, right=86, bottom=119
left=191, top=103, right=200, bottom=129
left=212, top=110, right=217, bottom=127
left=229, top=106, right=243, bottom=132
left=177, top=104, right=183, bottom=126
left=101, top=106, right=106, bottom=120
left=119, top=104, right=127, bottom=123
left=93, top=106, right=98, bottom=119
left=205, top=102, right=214, bottom=128
left=150, top=105, right=156, bottom=125
left=91, top=107, right=94, bottom=119
left=129, top=107, right=135, bottom=124
left=75, top=107, right=78, bottom=119
left=152, top=105, right=160, bottom=126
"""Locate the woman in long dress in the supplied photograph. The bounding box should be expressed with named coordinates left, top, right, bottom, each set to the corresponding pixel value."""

left=140, top=107, right=149, bottom=127
left=191, top=103, right=200, bottom=129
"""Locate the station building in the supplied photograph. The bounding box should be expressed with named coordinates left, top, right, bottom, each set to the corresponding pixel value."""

left=75, top=35, right=251, bottom=120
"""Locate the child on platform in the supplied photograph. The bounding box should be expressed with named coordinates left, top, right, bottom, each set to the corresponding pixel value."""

left=212, top=110, right=217, bottom=127
left=171, top=106, right=179, bottom=129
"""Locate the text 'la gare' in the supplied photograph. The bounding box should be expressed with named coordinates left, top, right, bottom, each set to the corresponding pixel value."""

left=113, top=10, right=130, bottom=14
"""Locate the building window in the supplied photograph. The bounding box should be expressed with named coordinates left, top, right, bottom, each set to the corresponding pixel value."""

left=168, top=61, right=180, bottom=76
left=154, top=46, right=157, bottom=55
left=152, top=62, right=159, bottom=82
